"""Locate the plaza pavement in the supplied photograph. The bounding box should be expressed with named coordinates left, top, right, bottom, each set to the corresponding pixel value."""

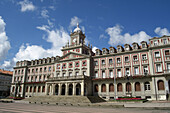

left=0, top=102, right=170, bottom=113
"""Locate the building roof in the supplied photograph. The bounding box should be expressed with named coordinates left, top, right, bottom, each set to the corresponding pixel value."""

left=0, top=69, right=13, bottom=75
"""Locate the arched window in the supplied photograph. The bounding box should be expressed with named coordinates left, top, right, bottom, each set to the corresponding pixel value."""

left=34, top=86, right=36, bottom=92
left=12, top=87, right=15, bottom=92
left=38, top=86, right=41, bottom=92
left=126, top=82, right=131, bottom=92
left=135, top=82, right=141, bottom=91
left=19, top=86, right=22, bottom=92
left=109, top=83, right=114, bottom=92
left=30, top=86, right=32, bottom=92
left=157, top=80, right=165, bottom=90
left=26, top=86, right=28, bottom=92
left=101, top=84, right=106, bottom=92
left=144, top=82, right=150, bottom=91
left=117, top=83, right=122, bottom=92
left=94, top=84, right=98, bottom=92
left=42, top=86, right=45, bottom=92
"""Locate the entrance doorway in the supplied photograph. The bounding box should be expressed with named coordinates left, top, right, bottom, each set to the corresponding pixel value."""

left=61, top=84, right=65, bottom=95
left=55, top=84, right=59, bottom=95
left=76, top=83, right=81, bottom=95
left=69, top=84, right=73, bottom=95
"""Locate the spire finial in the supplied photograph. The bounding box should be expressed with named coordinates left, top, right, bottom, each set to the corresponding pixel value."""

left=77, top=22, right=79, bottom=28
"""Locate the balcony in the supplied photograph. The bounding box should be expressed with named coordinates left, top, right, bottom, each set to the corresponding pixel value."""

left=47, top=75, right=88, bottom=81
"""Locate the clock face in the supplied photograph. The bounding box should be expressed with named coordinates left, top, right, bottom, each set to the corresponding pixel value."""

left=73, top=38, right=77, bottom=43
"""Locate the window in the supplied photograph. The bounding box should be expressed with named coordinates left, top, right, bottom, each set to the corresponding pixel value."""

left=117, top=48, right=121, bottom=52
left=95, top=71, right=98, bottom=78
left=103, top=50, right=106, bottom=54
left=75, top=72, right=79, bottom=76
left=142, top=44, right=145, bottom=48
left=94, top=84, right=98, bottom=92
left=167, top=63, right=170, bottom=72
left=144, top=82, right=150, bottom=91
left=40, top=68, right=42, bottom=72
left=125, top=68, right=130, bottom=76
left=163, top=39, right=168, bottom=44
left=49, top=67, right=51, bottom=72
left=165, top=50, right=170, bottom=56
left=101, top=84, right=106, bottom=92
left=133, top=45, right=137, bottom=49
left=125, top=47, right=129, bottom=51
left=69, top=63, right=73, bottom=68
left=134, top=67, right=139, bottom=75
left=42, top=86, right=45, bottom=92
left=109, top=83, right=114, bottom=92
left=75, top=62, right=79, bottom=67
left=109, top=59, right=113, bottom=64
left=157, top=80, right=165, bottom=90
left=143, top=66, right=148, bottom=75
left=109, top=70, right=113, bottom=78
left=69, top=72, right=72, bottom=76
left=102, top=71, right=105, bottom=78
left=44, top=67, right=47, bottom=72
left=101, top=60, right=105, bottom=65
left=28, top=69, right=30, bottom=74
left=135, top=82, right=141, bottom=91
left=156, top=64, right=162, bottom=72
left=142, top=54, right=147, bottom=60
left=125, top=57, right=129, bottom=62
left=94, top=61, right=98, bottom=66
left=117, top=83, right=122, bottom=92
left=110, top=49, right=113, bottom=53
left=82, top=61, right=86, bottom=66
left=63, top=64, right=66, bottom=68
left=155, top=52, right=160, bottom=57
left=154, top=40, right=158, bottom=46
left=36, top=68, right=38, bottom=73
left=38, top=86, right=41, bottom=92
left=133, top=55, right=138, bottom=61
left=63, top=73, right=66, bottom=77
left=83, top=71, right=86, bottom=76
left=126, top=82, right=131, bottom=92
left=117, top=58, right=121, bottom=63
left=117, top=69, right=121, bottom=77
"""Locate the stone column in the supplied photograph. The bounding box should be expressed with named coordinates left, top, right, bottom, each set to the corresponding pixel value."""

left=81, top=82, right=84, bottom=96
left=58, top=83, right=61, bottom=95
left=65, top=83, right=68, bottom=96
left=45, top=83, right=48, bottom=95
left=51, top=84, right=55, bottom=95
left=106, top=83, right=109, bottom=99
left=73, top=83, right=76, bottom=96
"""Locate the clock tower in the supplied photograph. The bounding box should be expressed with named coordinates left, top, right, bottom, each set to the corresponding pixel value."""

left=70, top=23, right=85, bottom=45
left=61, top=23, right=93, bottom=56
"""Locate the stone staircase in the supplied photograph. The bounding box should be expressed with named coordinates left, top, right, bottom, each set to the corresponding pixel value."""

left=23, top=96, right=105, bottom=104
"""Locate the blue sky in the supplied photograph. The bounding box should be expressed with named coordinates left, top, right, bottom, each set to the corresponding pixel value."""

left=0, top=0, right=170, bottom=70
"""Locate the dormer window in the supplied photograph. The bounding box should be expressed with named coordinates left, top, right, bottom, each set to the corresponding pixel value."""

left=125, top=47, right=129, bottom=51
left=117, top=48, right=121, bottom=52
left=103, top=50, right=106, bottom=54
left=163, top=39, right=168, bottom=44
left=154, top=40, right=158, bottom=46
left=110, top=49, right=113, bottom=53
left=142, top=44, right=145, bottom=48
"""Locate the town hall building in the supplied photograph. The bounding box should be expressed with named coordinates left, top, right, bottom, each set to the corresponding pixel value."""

left=11, top=24, right=170, bottom=100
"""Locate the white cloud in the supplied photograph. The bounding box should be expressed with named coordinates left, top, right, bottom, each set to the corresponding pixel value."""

left=69, top=16, right=82, bottom=31
left=154, top=27, right=170, bottom=36
left=92, top=46, right=98, bottom=53
left=0, top=16, right=11, bottom=62
left=18, top=0, right=36, bottom=12
left=41, top=9, right=49, bottom=18
left=106, top=25, right=151, bottom=46
left=99, top=34, right=107, bottom=39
